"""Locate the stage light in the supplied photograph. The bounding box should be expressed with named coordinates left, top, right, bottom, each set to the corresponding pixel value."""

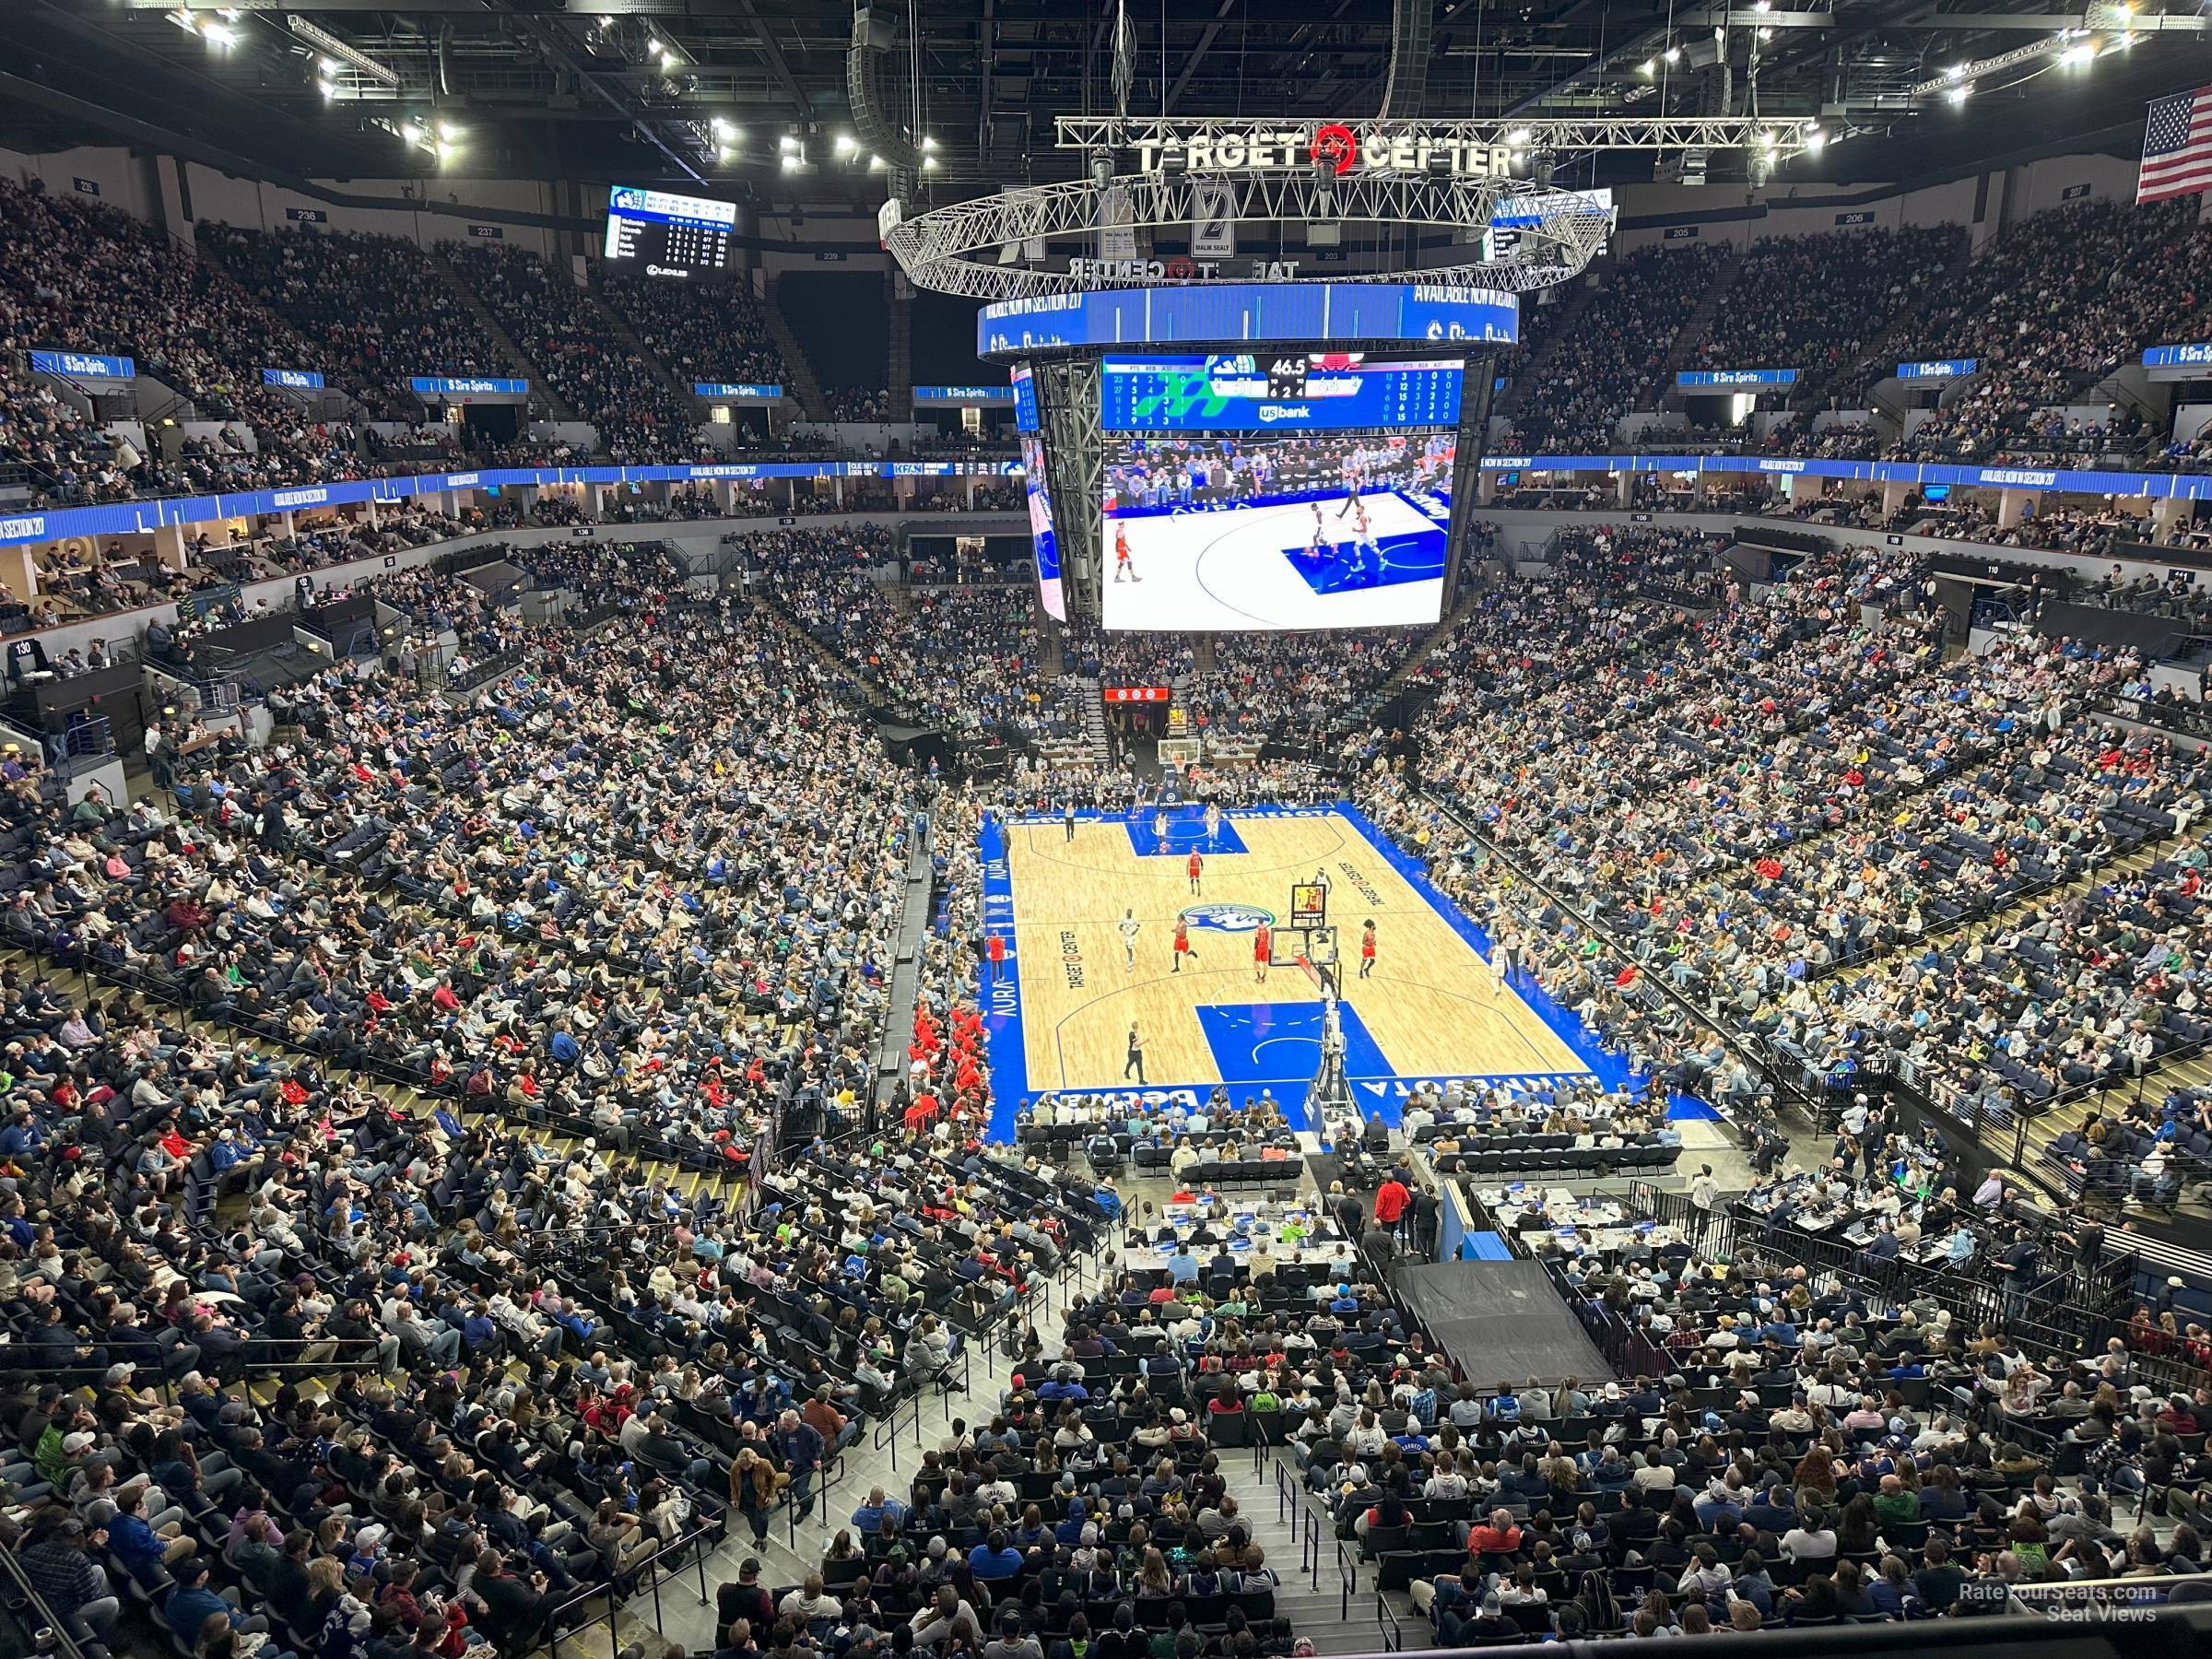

left=923, top=156, right=940, bottom=171
left=1665, top=45, right=1682, bottom=62
left=781, top=154, right=799, bottom=172
left=711, top=117, right=735, bottom=138
left=401, top=122, right=424, bottom=145
left=438, top=121, right=460, bottom=141
left=923, top=136, right=938, bottom=152
left=835, top=134, right=856, bottom=155
left=868, top=154, right=886, bottom=171
left=1804, top=128, right=1827, bottom=153
left=1946, top=63, right=1966, bottom=78
left=203, top=21, right=237, bottom=45
left=2062, top=40, right=2096, bottom=65
left=1947, top=82, right=1972, bottom=103
left=779, top=134, right=799, bottom=152
left=1507, top=127, right=1531, bottom=146
left=1640, top=58, right=1655, bottom=75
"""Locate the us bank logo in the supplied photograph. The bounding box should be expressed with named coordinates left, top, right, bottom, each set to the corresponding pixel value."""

left=1182, top=903, right=1275, bottom=934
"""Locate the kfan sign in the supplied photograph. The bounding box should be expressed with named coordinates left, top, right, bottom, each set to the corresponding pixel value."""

left=1134, top=123, right=1515, bottom=180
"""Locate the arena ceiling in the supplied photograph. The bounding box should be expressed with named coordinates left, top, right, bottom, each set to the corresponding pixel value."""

left=1, top=0, right=2207, bottom=199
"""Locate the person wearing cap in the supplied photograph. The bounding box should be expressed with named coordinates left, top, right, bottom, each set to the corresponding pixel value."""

left=166, top=1554, right=268, bottom=1641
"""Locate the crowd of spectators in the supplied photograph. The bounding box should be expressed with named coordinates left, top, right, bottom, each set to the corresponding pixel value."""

left=1697, top=227, right=1962, bottom=396
left=1499, top=243, right=1724, bottom=455
left=449, top=244, right=702, bottom=465
left=0, top=181, right=400, bottom=503
left=198, top=225, right=508, bottom=423
left=599, top=270, right=788, bottom=395
left=1878, top=199, right=2207, bottom=465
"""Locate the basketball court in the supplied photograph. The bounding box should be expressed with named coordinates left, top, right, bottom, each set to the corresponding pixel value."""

left=976, top=802, right=1606, bottom=1137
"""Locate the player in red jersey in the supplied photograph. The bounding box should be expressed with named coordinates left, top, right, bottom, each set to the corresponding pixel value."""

left=1253, top=921, right=1272, bottom=983
left=1113, top=522, right=1139, bottom=582
left=1187, top=848, right=1203, bottom=894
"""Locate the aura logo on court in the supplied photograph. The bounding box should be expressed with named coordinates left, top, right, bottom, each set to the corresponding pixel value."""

left=1181, top=903, right=1276, bottom=934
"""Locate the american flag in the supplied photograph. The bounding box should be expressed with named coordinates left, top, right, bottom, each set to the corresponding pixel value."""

left=2138, top=86, right=2212, bottom=205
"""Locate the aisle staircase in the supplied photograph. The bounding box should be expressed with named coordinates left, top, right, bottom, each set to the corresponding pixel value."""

left=588, top=286, right=701, bottom=415
left=1653, top=248, right=1744, bottom=406
left=763, top=276, right=832, bottom=420
left=887, top=276, right=913, bottom=420
left=1494, top=274, right=1605, bottom=423
left=427, top=249, right=579, bottom=423
left=1077, top=674, right=1115, bottom=766
left=1813, top=232, right=1978, bottom=412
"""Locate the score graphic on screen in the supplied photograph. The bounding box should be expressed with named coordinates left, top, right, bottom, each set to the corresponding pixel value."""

left=1100, top=354, right=1459, bottom=632
left=603, top=185, right=736, bottom=276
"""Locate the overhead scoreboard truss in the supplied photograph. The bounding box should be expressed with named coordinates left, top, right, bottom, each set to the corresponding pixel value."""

left=884, top=169, right=1617, bottom=301
left=879, top=113, right=1697, bottom=623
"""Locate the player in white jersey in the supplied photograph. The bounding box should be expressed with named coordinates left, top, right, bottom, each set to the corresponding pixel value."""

left=1349, top=498, right=1380, bottom=582
left=1152, top=807, right=1170, bottom=844
left=1204, top=803, right=1222, bottom=846
left=1118, top=908, right=1143, bottom=972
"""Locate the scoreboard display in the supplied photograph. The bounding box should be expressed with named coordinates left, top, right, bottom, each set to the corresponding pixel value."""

left=603, top=185, right=737, bottom=276
left=1100, top=353, right=1463, bottom=432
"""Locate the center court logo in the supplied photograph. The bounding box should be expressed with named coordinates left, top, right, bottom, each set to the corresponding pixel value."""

left=1181, top=903, right=1276, bottom=934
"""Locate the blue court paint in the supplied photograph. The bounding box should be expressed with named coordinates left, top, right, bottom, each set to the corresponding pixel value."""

left=1281, top=521, right=1445, bottom=596
left=976, top=815, right=1031, bottom=1141
left=1335, top=799, right=1718, bottom=1124
left=1193, top=999, right=1394, bottom=1130
left=977, top=803, right=1722, bottom=1138
left=1124, top=810, right=1250, bottom=858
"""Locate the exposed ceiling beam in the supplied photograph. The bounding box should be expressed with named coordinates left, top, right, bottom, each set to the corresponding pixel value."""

left=492, top=2, right=705, bottom=181
left=1165, top=0, right=1239, bottom=113
left=731, top=0, right=812, bottom=117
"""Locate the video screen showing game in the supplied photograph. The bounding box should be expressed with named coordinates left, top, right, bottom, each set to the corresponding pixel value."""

left=1099, top=353, right=1459, bottom=632
left=1010, top=364, right=1064, bottom=621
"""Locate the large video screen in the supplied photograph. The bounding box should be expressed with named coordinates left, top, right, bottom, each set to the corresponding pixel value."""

left=1011, top=366, right=1064, bottom=621
left=1100, top=354, right=1459, bottom=631
left=603, top=185, right=736, bottom=277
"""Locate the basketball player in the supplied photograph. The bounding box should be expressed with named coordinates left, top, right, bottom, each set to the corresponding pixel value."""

left=1172, top=915, right=1197, bottom=973
left=1307, top=506, right=1334, bottom=568
left=1187, top=848, right=1203, bottom=895
left=1152, top=806, right=1169, bottom=844
left=1484, top=944, right=1507, bottom=1000
left=1359, top=918, right=1377, bottom=979
left=1253, top=918, right=1272, bottom=984
left=1118, top=908, right=1142, bottom=973
left=1349, top=498, right=1381, bottom=582
left=1204, top=802, right=1223, bottom=846
left=1113, top=521, right=1139, bottom=582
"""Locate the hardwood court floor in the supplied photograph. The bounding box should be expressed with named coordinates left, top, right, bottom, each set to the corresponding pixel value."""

left=999, top=806, right=1589, bottom=1114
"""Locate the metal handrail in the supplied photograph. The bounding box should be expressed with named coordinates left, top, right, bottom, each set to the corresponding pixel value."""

left=1375, top=1584, right=1406, bottom=1653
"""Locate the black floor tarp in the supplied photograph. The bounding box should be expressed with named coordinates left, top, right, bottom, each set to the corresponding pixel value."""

left=1390, top=1258, right=1613, bottom=1385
